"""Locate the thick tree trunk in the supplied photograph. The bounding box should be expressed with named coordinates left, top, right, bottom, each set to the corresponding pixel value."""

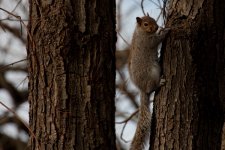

left=150, top=0, right=225, bottom=149
left=27, top=0, right=116, bottom=150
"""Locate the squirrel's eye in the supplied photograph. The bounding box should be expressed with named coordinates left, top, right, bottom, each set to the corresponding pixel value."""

left=143, top=22, right=148, bottom=26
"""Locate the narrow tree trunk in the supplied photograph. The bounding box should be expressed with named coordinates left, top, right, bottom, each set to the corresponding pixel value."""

left=150, top=0, right=225, bottom=149
left=27, top=0, right=116, bottom=149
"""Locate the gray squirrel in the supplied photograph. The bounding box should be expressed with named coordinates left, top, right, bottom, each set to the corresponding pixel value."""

left=128, top=14, right=170, bottom=150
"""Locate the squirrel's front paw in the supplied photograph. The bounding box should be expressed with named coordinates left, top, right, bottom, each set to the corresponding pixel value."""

left=159, top=28, right=170, bottom=35
left=164, top=27, right=171, bottom=32
left=159, top=78, right=166, bottom=86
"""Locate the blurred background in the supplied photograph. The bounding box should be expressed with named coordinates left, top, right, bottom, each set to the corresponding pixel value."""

left=0, top=0, right=164, bottom=149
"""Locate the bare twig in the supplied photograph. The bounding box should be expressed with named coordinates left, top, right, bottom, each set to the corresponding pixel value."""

left=11, top=0, right=23, bottom=13
left=16, top=76, right=28, bottom=89
left=0, top=115, right=29, bottom=133
left=0, top=7, right=34, bottom=45
left=148, top=0, right=160, bottom=7
left=116, top=109, right=139, bottom=124
left=117, top=32, right=130, bottom=46
left=120, top=121, right=129, bottom=143
left=0, top=101, right=41, bottom=150
left=156, top=8, right=163, bottom=22
left=0, top=59, right=27, bottom=72
left=116, top=69, right=139, bottom=108
left=0, top=65, right=27, bottom=72
left=0, top=18, right=28, bottom=21
left=116, top=109, right=139, bottom=143
left=141, top=0, right=146, bottom=15
left=0, top=22, right=26, bottom=43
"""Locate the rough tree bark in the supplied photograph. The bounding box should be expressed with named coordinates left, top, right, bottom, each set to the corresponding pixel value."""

left=150, top=0, right=225, bottom=149
left=27, top=0, right=116, bottom=150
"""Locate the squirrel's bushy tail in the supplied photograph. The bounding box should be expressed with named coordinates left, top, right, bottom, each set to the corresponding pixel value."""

left=130, top=92, right=151, bottom=150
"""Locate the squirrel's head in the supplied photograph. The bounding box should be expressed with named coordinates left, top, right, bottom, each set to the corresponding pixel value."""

left=136, top=15, right=158, bottom=34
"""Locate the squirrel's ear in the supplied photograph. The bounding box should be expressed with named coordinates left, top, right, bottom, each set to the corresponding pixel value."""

left=147, top=13, right=149, bottom=16
left=136, top=17, right=142, bottom=25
